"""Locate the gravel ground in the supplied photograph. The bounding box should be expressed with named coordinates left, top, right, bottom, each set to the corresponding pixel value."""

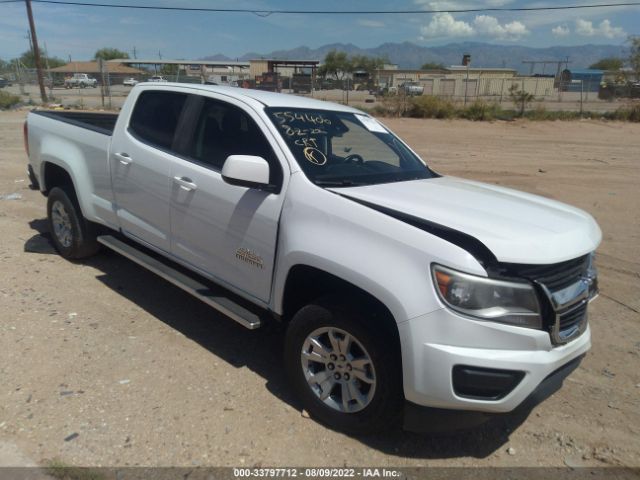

left=0, top=109, right=639, bottom=468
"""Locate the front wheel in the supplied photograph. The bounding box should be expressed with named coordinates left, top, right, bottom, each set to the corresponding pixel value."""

left=47, top=186, right=99, bottom=259
left=284, top=298, right=403, bottom=434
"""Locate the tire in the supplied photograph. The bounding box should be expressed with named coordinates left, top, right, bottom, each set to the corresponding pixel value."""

left=47, top=186, right=99, bottom=259
left=284, top=297, right=403, bottom=434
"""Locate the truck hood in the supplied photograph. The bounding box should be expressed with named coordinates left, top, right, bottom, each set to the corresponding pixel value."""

left=331, top=177, right=601, bottom=265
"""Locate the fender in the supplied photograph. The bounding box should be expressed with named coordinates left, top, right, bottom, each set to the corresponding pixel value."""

left=270, top=174, right=487, bottom=323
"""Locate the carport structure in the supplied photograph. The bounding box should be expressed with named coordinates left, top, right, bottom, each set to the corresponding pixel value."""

left=109, top=59, right=251, bottom=84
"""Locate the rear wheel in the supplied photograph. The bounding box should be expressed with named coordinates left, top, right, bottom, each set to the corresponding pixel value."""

left=284, top=297, right=402, bottom=434
left=47, top=186, right=99, bottom=259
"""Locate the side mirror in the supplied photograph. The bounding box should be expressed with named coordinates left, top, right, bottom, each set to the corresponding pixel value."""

left=221, top=155, right=273, bottom=191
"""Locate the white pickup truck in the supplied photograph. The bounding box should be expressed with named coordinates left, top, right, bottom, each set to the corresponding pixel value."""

left=64, top=73, right=98, bottom=89
left=24, top=84, right=600, bottom=434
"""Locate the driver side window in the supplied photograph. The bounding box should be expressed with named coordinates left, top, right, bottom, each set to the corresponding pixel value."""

left=332, top=118, right=400, bottom=166
left=190, top=98, right=283, bottom=186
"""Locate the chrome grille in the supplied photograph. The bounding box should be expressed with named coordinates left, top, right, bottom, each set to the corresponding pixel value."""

left=495, top=254, right=596, bottom=345
left=557, top=301, right=589, bottom=342
left=501, top=255, right=590, bottom=291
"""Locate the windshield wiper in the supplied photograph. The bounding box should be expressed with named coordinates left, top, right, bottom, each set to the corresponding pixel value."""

left=315, top=179, right=363, bottom=187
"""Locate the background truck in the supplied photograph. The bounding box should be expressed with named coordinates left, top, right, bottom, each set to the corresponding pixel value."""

left=64, top=73, right=98, bottom=89
left=399, top=81, right=424, bottom=95
left=24, top=83, right=600, bottom=434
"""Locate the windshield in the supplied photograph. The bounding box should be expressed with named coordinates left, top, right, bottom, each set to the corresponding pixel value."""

left=265, top=107, right=436, bottom=187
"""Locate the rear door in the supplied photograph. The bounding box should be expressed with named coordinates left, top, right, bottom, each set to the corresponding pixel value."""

left=110, top=90, right=188, bottom=252
left=169, top=95, right=287, bottom=303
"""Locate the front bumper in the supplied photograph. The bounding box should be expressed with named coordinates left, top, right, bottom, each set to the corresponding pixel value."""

left=398, top=307, right=591, bottom=413
left=403, top=354, right=585, bottom=432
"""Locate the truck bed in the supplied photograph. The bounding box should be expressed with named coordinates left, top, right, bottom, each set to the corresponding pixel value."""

left=32, top=110, right=118, bottom=136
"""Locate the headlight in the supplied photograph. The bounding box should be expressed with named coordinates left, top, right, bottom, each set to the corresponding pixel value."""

left=432, top=264, right=542, bottom=329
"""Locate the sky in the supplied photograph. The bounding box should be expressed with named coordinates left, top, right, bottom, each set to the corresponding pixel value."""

left=0, top=0, right=638, bottom=61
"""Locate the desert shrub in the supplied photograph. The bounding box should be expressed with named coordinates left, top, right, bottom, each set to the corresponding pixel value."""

left=383, top=93, right=413, bottom=117
left=508, top=84, right=535, bottom=116
left=461, top=99, right=501, bottom=121
left=526, top=104, right=549, bottom=121
left=365, top=104, right=389, bottom=117
left=609, top=104, right=640, bottom=122
left=409, top=95, right=456, bottom=119
left=0, top=90, right=21, bottom=110
left=523, top=108, right=581, bottom=121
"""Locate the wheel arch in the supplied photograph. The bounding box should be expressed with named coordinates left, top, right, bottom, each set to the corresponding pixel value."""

left=41, top=161, right=75, bottom=195
left=39, top=154, right=94, bottom=221
left=279, top=264, right=401, bottom=350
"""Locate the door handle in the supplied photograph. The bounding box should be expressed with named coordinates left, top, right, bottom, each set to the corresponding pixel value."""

left=114, top=152, right=132, bottom=165
left=173, top=176, right=198, bottom=191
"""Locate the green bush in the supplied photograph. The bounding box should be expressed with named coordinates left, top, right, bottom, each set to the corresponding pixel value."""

left=461, top=99, right=501, bottom=121
left=409, top=95, right=456, bottom=119
left=0, top=90, right=21, bottom=110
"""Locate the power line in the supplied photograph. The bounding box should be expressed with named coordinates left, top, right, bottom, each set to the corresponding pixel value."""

left=1, top=0, right=639, bottom=15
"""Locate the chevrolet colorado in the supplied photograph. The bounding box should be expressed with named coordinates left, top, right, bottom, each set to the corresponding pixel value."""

left=24, top=84, right=600, bottom=433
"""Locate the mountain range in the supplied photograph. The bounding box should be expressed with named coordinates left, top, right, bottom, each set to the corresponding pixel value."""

left=203, top=41, right=628, bottom=71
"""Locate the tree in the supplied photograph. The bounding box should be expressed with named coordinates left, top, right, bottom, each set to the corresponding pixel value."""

left=318, top=50, right=350, bottom=80
left=630, top=36, right=640, bottom=80
left=589, top=57, right=623, bottom=71
left=318, top=50, right=386, bottom=85
left=508, top=83, right=534, bottom=116
left=94, top=48, right=130, bottom=61
left=16, top=49, right=65, bottom=69
left=350, top=54, right=386, bottom=75
left=421, top=62, right=445, bottom=70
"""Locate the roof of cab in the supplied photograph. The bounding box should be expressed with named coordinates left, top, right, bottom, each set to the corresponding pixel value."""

left=138, top=82, right=362, bottom=113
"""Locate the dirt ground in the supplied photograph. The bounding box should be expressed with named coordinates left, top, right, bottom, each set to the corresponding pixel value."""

left=0, top=109, right=638, bottom=468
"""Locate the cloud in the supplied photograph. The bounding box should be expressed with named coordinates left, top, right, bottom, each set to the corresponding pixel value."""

left=575, top=18, right=626, bottom=39
left=420, top=13, right=528, bottom=40
left=420, top=12, right=474, bottom=38
left=357, top=19, right=385, bottom=28
left=551, top=24, right=570, bottom=37
left=473, top=15, right=529, bottom=40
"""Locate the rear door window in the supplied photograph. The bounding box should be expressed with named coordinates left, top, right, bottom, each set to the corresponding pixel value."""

left=129, top=91, right=187, bottom=150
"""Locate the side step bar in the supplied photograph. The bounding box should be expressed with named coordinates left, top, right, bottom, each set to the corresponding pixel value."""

left=97, top=235, right=262, bottom=330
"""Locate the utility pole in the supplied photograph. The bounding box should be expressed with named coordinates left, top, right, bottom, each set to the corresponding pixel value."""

left=25, top=0, right=47, bottom=103
left=463, top=54, right=471, bottom=107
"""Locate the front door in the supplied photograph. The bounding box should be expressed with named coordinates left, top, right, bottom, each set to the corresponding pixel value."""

left=169, top=96, right=287, bottom=303
left=110, top=90, right=188, bottom=252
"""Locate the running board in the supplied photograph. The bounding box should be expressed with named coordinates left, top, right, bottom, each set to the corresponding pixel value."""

left=97, top=235, right=262, bottom=330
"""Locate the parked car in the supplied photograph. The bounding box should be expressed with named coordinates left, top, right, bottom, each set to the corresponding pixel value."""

left=122, top=77, right=139, bottom=86
left=0, top=77, right=12, bottom=88
left=64, top=73, right=98, bottom=89
left=24, top=84, right=600, bottom=434
left=147, top=76, right=167, bottom=83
